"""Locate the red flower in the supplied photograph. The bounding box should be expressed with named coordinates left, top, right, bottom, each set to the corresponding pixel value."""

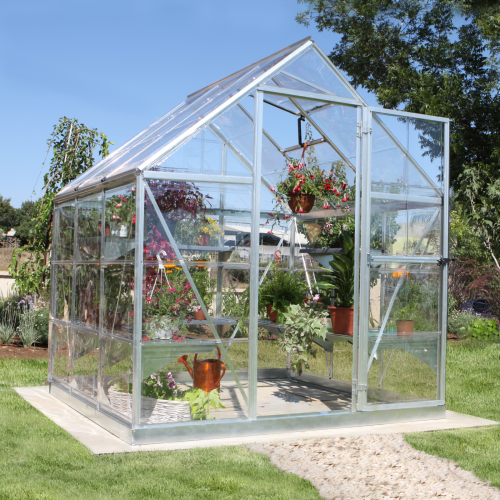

left=310, top=175, right=315, bottom=180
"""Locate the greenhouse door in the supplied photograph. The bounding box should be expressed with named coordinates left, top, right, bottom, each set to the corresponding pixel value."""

left=356, top=108, right=449, bottom=411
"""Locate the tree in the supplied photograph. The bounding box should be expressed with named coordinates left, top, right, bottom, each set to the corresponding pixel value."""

left=10, top=117, right=113, bottom=294
left=297, top=0, right=500, bottom=267
left=15, top=200, right=38, bottom=246
left=0, top=196, right=19, bottom=233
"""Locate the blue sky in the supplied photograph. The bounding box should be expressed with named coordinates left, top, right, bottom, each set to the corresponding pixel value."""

left=0, top=1, right=377, bottom=208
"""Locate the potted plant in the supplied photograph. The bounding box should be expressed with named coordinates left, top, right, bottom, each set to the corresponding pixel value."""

left=279, top=300, right=328, bottom=375
left=269, top=134, right=351, bottom=215
left=316, top=232, right=355, bottom=335
left=258, top=264, right=307, bottom=322
left=393, top=305, right=417, bottom=336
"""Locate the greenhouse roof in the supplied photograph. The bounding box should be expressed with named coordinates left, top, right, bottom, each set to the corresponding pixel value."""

left=56, top=38, right=364, bottom=200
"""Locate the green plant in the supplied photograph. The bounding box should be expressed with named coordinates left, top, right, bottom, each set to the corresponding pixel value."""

left=17, top=310, right=41, bottom=348
left=182, top=387, right=225, bottom=420
left=10, top=117, right=112, bottom=294
left=0, top=303, right=18, bottom=345
left=258, top=265, right=307, bottom=320
left=393, top=305, right=419, bottom=322
left=191, top=267, right=216, bottom=308
left=299, top=213, right=355, bottom=249
left=316, top=232, right=355, bottom=307
left=280, top=302, right=328, bottom=375
left=469, top=318, right=500, bottom=341
left=447, top=310, right=477, bottom=338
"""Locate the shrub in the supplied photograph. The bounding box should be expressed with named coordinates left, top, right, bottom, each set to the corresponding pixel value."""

left=448, top=310, right=477, bottom=338
left=469, top=318, right=500, bottom=342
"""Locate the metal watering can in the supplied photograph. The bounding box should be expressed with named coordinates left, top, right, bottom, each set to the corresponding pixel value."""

left=177, top=347, right=226, bottom=393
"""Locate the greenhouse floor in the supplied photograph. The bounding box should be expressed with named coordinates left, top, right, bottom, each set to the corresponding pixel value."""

left=199, top=379, right=352, bottom=419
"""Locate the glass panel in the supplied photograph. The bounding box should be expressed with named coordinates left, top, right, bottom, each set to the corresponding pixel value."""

left=53, top=264, right=72, bottom=322
left=99, top=337, right=133, bottom=421
left=74, top=264, right=100, bottom=330
left=273, top=72, right=326, bottom=94
left=53, top=205, right=74, bottom=261
left=76, top=195, right=102, bottom=261
left=103, top=264, right=134, bottom=340
left=283, top=48, right=357, bottom=99
left=103, top=185, right=136, bottom=261
left=366, top=262, right=440, bottom=404
left=49, top=322, right=70, bottom=383
left=68, top=330, right=99, bottom=399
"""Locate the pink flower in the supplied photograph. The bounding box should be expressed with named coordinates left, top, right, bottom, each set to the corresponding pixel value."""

left=337, top=203, right=341, bottom=208
left=115, top=203, right=123, bottom=208
left=298, top=208, right=304, bottom=213
left=146, top=297, right=151, bottom=301
left=270, top=186, right=275, bottom=192
left=268, top=231, right=273, bottom=235
left=342, top=197, right=347, bottom=202
left=323, top=204, right=330, bottom=209
left=168, top=287, right=176, bottom=292
left=111, top=215, right=120, bottom=220
left=284, top=215, right=290, bottom=219
left=336, top=192, right=341, bottom=197
left=131, top=187, right=136, bottom=193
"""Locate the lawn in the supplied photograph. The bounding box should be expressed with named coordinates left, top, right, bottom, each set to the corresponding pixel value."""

left=405, top=341, right=500, bottom=488
left=0, top=358, right=320, bottom=500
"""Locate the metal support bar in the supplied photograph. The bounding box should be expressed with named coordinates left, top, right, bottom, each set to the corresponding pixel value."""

left=282, top=138, right=325, bottom=153
left=143, top=171, right=252, bottom=185
left=258, top=85, right=359, bottom=107
left=132, top=174, right=145, bottom=428
left=249, top=90, right=264, bottom=420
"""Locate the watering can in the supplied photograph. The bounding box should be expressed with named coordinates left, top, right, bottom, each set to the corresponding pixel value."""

left=177, top=347, right=226, bottom=393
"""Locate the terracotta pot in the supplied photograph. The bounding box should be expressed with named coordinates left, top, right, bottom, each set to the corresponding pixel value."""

left=287, top=193, right=316, bottom=214
left=266, top=304, right=278, bottom=322
left=193, top=308, right=206, bottom=321
left=197, top=234, right=210, bottom=246
left=328, top=306, right=354, bottom=335
left=396, top=320, right=414, bottom=336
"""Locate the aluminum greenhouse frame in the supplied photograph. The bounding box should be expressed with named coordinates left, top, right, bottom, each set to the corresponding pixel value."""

left=48, top=38, right=450, bottom=444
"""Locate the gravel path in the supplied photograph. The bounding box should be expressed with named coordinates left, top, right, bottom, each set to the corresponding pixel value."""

left=248, top=434, right=499, bottom=499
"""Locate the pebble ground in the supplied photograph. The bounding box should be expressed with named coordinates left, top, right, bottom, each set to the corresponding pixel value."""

left=248, top=434, right=500, bottom=499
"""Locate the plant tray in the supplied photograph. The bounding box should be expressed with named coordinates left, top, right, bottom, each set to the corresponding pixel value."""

left=108, top=389, right=192, bottom=424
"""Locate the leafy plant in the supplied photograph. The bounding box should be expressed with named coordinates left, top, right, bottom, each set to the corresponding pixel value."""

left=258, top=265, right=307, bottom=320
left=316, top=232, right=355, bottom=307
left=17, top=310, right=41, bottom=348
left=182, top=388, right=225, bottom=420
left=280, top=302, right=328, bottom=375
left=10, top=117, right=112, bottom=294
left=298, top=212, right=355, bottom=249
left=469, top=318, right=500, bottom=341
left=448, top=310, right=478, bottom=338
left=0, top=303, right=17, bottom=345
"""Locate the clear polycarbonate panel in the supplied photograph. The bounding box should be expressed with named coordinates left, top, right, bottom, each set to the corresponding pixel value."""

left=154, top=129, right=223, bottom=175
left=53, top=204, right=74, bottom=261
left=57, top=40, right=312, bottom=197
left=74, top=264, right=100, bottom=330
left=283, top=48, right=358, bottom=99
left=295, top=101, right=358, bottom=160
left=68, top=330, right=99, bottom=399
left=103, top=185, right=136, bottom=261
left=49, top=322, right=69, bottom=383
left=99, top=337, right=133, bottom=421
left=53, top=264, right=72, bottom=322
left=374, top=113, right=444, bottom=194
left=76, top=195, right=102, bottom=261
left=272, top=72, right=326, bottom=94
left=371, top=114, right=442, bottom=197
left=102, top=264, right=134, bottom=340
left=370, top=198, right=441, bottom=257
left=366, top=262, right=440, bottom=404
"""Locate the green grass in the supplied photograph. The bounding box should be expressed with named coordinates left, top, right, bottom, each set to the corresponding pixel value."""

left=0, top=358, right=320, bottom=500
left=405, top=341, right=500, bottom=488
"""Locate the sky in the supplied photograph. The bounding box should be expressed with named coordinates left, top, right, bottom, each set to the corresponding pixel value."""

left=0, top=1, right=378, bottom=208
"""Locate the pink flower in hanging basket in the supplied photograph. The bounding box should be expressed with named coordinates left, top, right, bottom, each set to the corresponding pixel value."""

left=115, top=203, right=123, bottom=208
left=284, top=215, right=290, bottom=219
left=323, top=204, right=330, bottom=209
left=270, top=186, right=275, bottom=192
left=342, top=197, right=348, bottom=202
left=111, top=215, right=120, bottom=220
left=268, top=231, right=273, bottom=235
left=298, top=208, right=304, bottom=213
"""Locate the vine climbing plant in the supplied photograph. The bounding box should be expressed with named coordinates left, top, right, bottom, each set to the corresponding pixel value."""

left=10, top=117, right=113, bottom=294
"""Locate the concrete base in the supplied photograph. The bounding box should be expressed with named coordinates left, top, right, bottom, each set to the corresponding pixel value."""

left=14, top=386, right=499, bottom=455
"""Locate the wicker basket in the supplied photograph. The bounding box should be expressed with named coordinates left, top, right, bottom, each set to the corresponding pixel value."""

left=107, top=389, right=192, bottom=424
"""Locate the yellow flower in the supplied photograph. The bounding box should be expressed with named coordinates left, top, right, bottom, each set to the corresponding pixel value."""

left=165, top=264, right=176, bottom=269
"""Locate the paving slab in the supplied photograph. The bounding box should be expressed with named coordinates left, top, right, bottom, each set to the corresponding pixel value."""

left=14, top=386, right=498, bottom=455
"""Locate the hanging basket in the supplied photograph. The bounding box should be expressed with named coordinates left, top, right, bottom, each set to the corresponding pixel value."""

left=287, top=193, right=315, bottom=214
left=107, top=389, right=192, bottom=424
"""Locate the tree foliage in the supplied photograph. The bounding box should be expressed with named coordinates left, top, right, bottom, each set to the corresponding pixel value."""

left=297, top=0, right=500, bottom=267
left=0, top=196, right=19, bottom=233
left=10, top=117, right=112, bottom=294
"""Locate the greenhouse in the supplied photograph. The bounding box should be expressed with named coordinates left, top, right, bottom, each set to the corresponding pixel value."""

left=48, top=37, right=450, bottom=444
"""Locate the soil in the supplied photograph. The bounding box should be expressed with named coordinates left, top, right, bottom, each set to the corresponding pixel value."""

left=0, top=339, right=48, bottom=359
